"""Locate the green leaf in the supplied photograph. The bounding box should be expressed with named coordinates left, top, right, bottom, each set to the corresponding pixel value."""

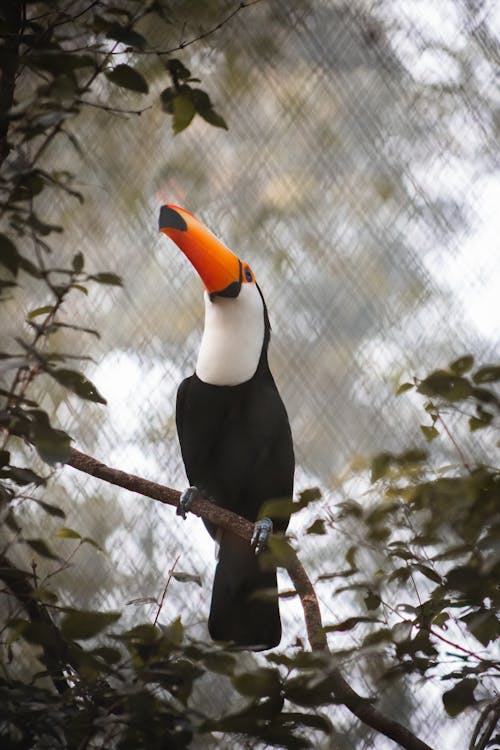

left=306, top=519, right=326, bottom=535
left=420, top=424, right=439, bottom=442
left=442, top=678, right=477, bottom=717
left=417, top=371, right=472, bottom=402
left=56, top=527, right=81, bottom=540
left=159, top=616, right=184, bottom=646
left=87, top=272, right=122, bottom=286
left=28, top=409, right=72, bottom=464
left=48, top=367, right=107, bottom=404
left=232, top=668, right=281, bottom=698
left=172, top=95, right=196, bottom=134
left=28, top=305, right=55, bottom=320
left=469, top=413, right=493, bottom=431
left=449, top=355, right=474, bottom=375
left=396, top=382, right=414, bottom=395
left=61, top=609, right=121, bottom=640
left=105, top=64, right=148, bottom=93
left=72, top=252, right=84, bottom=273
left=371, top=452, right=391, bottom=481
left=472, top=365, right=500, bottom=384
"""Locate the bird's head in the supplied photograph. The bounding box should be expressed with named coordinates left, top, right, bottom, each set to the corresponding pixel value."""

left=159, top=204, right=257, bottom=300
left=159, top=204, right=269, bottom=385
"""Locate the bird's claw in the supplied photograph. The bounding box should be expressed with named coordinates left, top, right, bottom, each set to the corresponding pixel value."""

left=251, top=517, right=273, bottom=555
left=177, top=486, right=200, bottom=519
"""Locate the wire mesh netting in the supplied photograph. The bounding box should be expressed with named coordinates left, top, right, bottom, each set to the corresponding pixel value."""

left=2, top=0, right=500, bottom=747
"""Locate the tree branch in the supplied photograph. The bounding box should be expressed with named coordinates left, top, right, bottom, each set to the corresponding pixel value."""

left=66, top=446, right=434, bottom=750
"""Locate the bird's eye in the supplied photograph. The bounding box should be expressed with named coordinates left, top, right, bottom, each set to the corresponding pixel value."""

left=244, top=267, right=253, bottom=282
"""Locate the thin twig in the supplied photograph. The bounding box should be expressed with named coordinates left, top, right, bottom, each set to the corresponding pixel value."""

left=436, top=414, right=472, bottom=472
left=153, top=553, right=181, bottom=626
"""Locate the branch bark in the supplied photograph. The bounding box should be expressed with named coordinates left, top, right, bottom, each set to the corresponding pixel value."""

left=66, top=447, right=434, bottom=750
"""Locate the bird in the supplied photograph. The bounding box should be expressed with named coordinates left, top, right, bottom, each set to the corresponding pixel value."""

left=159, top=204, right=294, bottom=650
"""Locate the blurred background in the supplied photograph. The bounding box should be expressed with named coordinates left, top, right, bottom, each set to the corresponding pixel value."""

left=2, top=0, right=499, bottom=747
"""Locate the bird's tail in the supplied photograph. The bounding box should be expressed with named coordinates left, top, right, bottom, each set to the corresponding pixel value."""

left=208, top=531, right=281, bottom=650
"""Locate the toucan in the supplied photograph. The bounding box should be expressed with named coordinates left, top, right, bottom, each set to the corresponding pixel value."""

left=159, top=205, right=294, bottom=650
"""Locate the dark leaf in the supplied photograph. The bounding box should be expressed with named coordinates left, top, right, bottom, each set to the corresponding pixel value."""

left=72, top=252, right=84, bottom=273
left=106, top=24, right=147, bottom=50
left=48, top=368, right=107, bottom=404
left=37, top=500, right=66, bottom=519
left=167, top=59, right=191, bottom=81
left=61, top=609, right=121, bottom=640
left=105, top=64, right=148, bottom=94
left=449, top=355, right=474, bottom=375
left=324, top=616, right=381, bottom=632
left=306, top=519, right=326, bottom=535
left=461, top=610, right=499, bottom=646
left=0, top=466, right=46, bottom=486
left=371, top=452, right=392, bottom=481
left=442, top=678, right=477, bottom=717
left=87, top=272, right=122, bottom=286
left=472, top=365, right=500, bottom=384
left=25, top=538, right=60, bottom=561
left=0, top=234, right=19, bottom=275
left=417, top=371, right=472, bottom=402
left=364, top=590, right=381, bottom=610
left=420, top=424, right=439, bottom=442
left=172, top=571, right=203, bottom=587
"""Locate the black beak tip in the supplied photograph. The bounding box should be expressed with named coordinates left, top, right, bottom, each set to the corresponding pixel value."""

left=159, top=205, right=188, bottom=232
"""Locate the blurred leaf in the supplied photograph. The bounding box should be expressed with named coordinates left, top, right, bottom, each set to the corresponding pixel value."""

left=0, top=466, right=46, bottom=485
left=461, top=610, right=499, bottom=646
left=159, top=616, right=184, bottom=646
left=417, top=371, right=472, bottom=402
left=364, top=590, right=381, bottom=610
left=420, top=424, right=439, bottom=442
left=442, top=678, right=477, bottom=717
left=28, top=305, right=55, bottom=320
left=172, top=571, right=203, bottom=587
left=396, top=382, right=414, bottom=395
left=72, top=252, right=84, bottom=272
left=232, top=667, right=281, bottom=698
left=306, top=519, right=326, bottom=535
left=190, top=88, right=227, bottom=129
left=449, top=355, right=474, bottom=374
left=472, top=365, right=500, bottom=384
left=105, top=64, right=148, bottom=94
left=37, top=500, right=66, bottom=519
left=28, top=409, right=71, bottom=464
left=106, top=25, right=147, bottom=51
left=56, top=527, right=81, bottom=540
left=61, top=609, right=121, bottom=640
left=469, top=412, right=493, bottom=431
left=172, top=95, right=196, bottom=134
left=25, top=538, right=60, bottom=561
left=371, top=452, right=391, bottom=481
left=48, top=367, right=106, bottom=404
left=167, top=59, right=192, bottom=81
left=0, top=234, right=19, bottom=275
left=87, top=272, right=122, bottom=286
left=324, top=616, right=381, bottom=632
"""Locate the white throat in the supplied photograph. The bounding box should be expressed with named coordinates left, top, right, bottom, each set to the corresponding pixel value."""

left=195, top=283, right=265, bottom=386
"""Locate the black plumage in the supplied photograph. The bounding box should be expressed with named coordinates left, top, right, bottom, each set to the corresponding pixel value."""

left=176, top=295, right=294, bottom=649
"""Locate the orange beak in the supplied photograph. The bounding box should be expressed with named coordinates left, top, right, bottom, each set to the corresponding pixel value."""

left=159, top=205, right=242, bottom=297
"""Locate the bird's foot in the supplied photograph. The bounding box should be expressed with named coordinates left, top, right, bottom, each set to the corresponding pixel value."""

left=251, top=517, right=273, bottom=555
left=177, top=486, right=200, bottom=519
